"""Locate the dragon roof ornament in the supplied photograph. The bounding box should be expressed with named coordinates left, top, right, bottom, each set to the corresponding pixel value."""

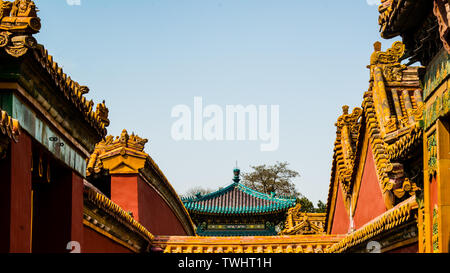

left=0, top=0, right=41, bottom=57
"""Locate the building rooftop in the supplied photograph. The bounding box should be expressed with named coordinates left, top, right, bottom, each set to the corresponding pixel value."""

left=182, top=170, right=297, bottom=216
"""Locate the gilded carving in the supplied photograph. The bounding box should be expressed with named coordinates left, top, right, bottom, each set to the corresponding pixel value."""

left=95, top=100, right=110, bottom=127
left=87, top=129, right=149, bottom=176
left=280, top=204, right=325, bottom=235
left=0, top=0, right=40, bottom=57
left=393, top=178, right=421, bottom=199
left=335, top=106, right=363, bottom=196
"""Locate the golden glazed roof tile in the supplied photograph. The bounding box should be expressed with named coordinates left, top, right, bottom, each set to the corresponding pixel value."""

left=326, top=41, right=423, bottom=230
left=155, top=234, right=344, bottom=254
left=279, top=204, right=326, bottom=235
left=31, top=45, right=110, bottom=138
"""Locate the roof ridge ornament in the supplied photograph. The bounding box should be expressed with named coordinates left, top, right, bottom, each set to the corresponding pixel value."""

left=0, top=0, right=41, bottom=57
left=233, top=167, right=241, bottom=183
left=370, top=41, right=405, bottom=66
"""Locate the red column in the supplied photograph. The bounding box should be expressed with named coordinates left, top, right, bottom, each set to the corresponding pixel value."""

left=0, top=134, right=32, bottom=253
left=70, top=172, right=84, bottom=253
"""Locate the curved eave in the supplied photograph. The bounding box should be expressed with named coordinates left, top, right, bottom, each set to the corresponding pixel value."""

left=184, top=205, right=295, bottom=216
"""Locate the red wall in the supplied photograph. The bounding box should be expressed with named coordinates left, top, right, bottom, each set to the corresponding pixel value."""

left=111, top=175, right=139, bottom=219
left=111, top=174, right=188, bottom=236
left=137, top=176, right=187, bottom=235
left=353, top=145, right=386, bottom=229
left=331, top=181, right=350, bottom=234
left=82, top=226, right=132, bottom=253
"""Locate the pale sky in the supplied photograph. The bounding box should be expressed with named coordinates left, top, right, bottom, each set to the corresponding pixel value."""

left=34, top=0, right=397, bottom=205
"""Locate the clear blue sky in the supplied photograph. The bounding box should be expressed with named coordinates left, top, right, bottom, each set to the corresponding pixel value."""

left=35, top=0, right=395, bottom=204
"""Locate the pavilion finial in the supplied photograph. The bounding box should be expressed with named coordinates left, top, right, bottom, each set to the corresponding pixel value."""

left=233, top=166, right=241, bottom=183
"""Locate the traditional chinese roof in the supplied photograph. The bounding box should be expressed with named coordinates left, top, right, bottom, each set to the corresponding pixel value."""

left=0, top=0, right=110, bottom=143
left=155, top=234, right=344, bottom=254
left=326, top=41, right=423, bottom=231
left=86, top=129, right=196, bottom=236
left=182, top=181, right=297, bottom=215
left=326, top=196, right=418, bottom=253
left=30, top=44, right=110, bottom=138
left=279, top=204, right=325, bottom=235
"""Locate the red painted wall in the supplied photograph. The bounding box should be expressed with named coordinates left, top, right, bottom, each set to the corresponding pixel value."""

left=82, top=226, right=132, bottom=253
left=0, top=133, right=33, bottom=253
left=110, top=174, right=188, bottom=236
left=137, top=176, right=187, bottom=236
left=111, top=175, right=139, bottom=219
left=353, top=145, right=386, bottom=229
left=331, top=181, right=350, bottom=234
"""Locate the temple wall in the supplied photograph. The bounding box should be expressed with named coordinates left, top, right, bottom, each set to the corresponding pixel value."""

left=137, top=176, right=188, bottom=236
left=82, top=226, right=133, bottom=253
left=330, top=181, right=350, bottom=234
left=110, top=174, right=188, bottom=236
left=111, top=175, right=140, bottom=220
left=353, top=146, right=386, bottom=229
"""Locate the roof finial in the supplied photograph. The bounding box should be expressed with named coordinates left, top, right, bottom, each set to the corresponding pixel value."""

left=233, top=163, right=240, bottom=183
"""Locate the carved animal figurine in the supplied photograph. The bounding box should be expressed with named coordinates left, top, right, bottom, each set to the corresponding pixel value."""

left=10, top=0, right=36, bottom=17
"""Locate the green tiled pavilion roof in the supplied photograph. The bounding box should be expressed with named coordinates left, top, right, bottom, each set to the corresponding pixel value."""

left=181, top=182, right=296, bottom=215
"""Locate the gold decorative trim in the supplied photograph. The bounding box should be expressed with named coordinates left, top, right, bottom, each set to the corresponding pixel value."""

left=280, top=204, right=326, bottom=235
left=155, top=235, right=344, bottom=254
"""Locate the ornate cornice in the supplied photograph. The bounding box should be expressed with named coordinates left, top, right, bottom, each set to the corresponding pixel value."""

left=87, top=129, right=148, bottom=176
